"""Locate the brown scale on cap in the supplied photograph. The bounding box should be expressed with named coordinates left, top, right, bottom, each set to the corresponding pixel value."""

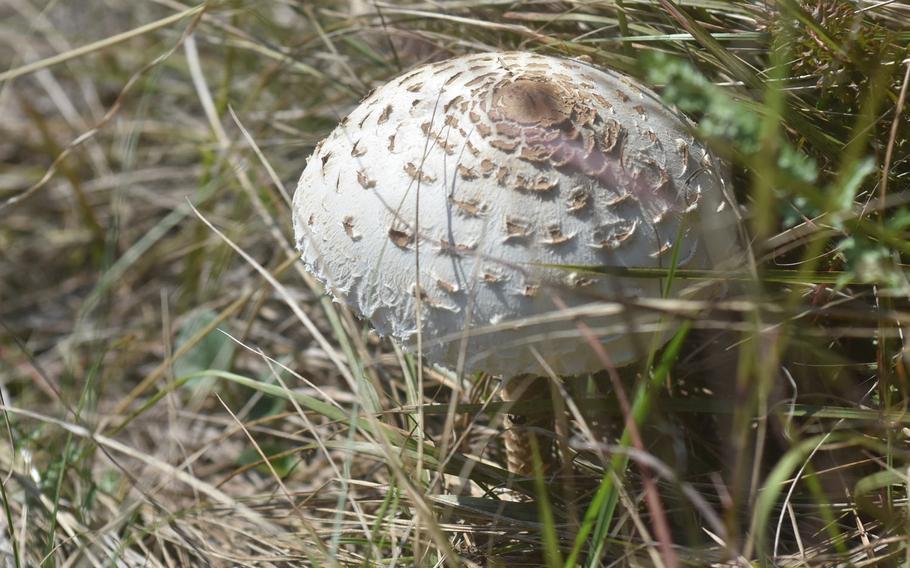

left=395, top=69, right=420, bottom=86
left=388, top=226, right=414, bottom=248
left=481, top=272, right=506, bottom=284
left=512, top=173, right=559, bottom=194
left=444, top=96, right=464, bottom=113
left=449, top=196, right=486, bottom=216
left=465, top=72, right=498, bottom=87
left=675, top=139, right=693, bottom=179
left=495, top=166, right=510, bottom=186
left=651, top=207, right=671, bottom=224
left=479, top=159, right=496, bottom=176
left=320, top=151, right=332, bottom=175
left=489, top=138, right=519, bottom=153
left=519, top=145, right=551, bottom=163
left=342, top=215, right=360, bottom=241
left=420, top=122, right=457, bottom=155
left=567, top=188, right=591, bottom=213
left=491, top=78, right=572, bottom=127
left=504, top=216, right=532, bottom=241
left=410, top=282, right=429, bottom=300
left=569, top=274, right=596, bottom=288
left=436, top=238, right=476, bottom=256
left=495, top=122, right=522, bottom=139
left=436, top=278, right=460, bottom=294
left=591, top=220, right=638, bottom=250
left=433, top=63, right=455, bottom=75
left=404, top=162, right=436, bottom=184
left=357, top=169, right=376, bottom=189
left=456, top=164, right=478, bottom=181
left=520, top=283, right=540, bottom=297
left=592, top=93, right=613, bottom=110
left=599, top=120, right=624, bottom=152
left=377, top=105, right=393, bottom=125
left=541, top=225, right=573, bottom=246
left=650, top=242, right=674, bottom=258
left=605, top=191, right=633, bottom=207
left=444, top=71, right=463, bottom=85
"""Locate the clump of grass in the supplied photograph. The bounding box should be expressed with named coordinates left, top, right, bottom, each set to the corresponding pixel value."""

left=1, top=1, right=909, bottom=566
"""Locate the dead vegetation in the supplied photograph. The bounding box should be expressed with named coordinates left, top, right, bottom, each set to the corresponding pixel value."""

left=1, top=1, right=910, bottom=566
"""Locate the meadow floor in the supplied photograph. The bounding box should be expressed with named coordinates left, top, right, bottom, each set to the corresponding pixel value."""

left=1, top=1, right=909, bottom=566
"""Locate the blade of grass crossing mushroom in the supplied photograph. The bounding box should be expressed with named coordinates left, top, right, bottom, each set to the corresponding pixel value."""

left=546, top=265, right=855, bottom=286
left=658, top=209, right=688, bottom=300
left=740, top=29, right=792, bottom=528
left=566, top=321, right=691, bottom=568
left=592, top=215, right=690, bottom=565
left=570, top=216, right=686, bottom=566
left=641, top=205, right=691, bottom=372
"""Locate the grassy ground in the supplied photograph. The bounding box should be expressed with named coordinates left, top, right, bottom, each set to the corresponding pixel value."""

left=1, top=1, right=909, bottom=566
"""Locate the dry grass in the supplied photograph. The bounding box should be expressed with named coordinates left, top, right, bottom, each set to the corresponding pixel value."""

left=1, top=1, right=909, bottom=566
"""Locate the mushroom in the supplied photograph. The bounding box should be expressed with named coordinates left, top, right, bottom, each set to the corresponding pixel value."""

left=292, top=51, right=741, bottom=475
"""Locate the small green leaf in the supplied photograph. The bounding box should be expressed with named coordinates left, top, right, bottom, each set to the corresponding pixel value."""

left=173, top=309, right=236, bottom=388
left=829, top=157, right=876, bottom=218
left=236, top=444, right=297, bottom=477
left=645, top=53, right=818, bottom=184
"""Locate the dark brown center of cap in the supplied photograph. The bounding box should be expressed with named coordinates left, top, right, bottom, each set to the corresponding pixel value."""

left=492, top=78, right=571, bottom=127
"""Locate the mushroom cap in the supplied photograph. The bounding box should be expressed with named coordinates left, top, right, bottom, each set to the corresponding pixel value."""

left=293, top=51, right=740, bottom=377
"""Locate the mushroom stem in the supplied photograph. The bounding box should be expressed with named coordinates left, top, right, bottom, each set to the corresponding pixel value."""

left=501, top=375, right=555, bottom=476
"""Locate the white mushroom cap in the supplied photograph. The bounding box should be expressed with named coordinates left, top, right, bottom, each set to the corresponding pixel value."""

left=293, top=51, right=741, bottom=377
